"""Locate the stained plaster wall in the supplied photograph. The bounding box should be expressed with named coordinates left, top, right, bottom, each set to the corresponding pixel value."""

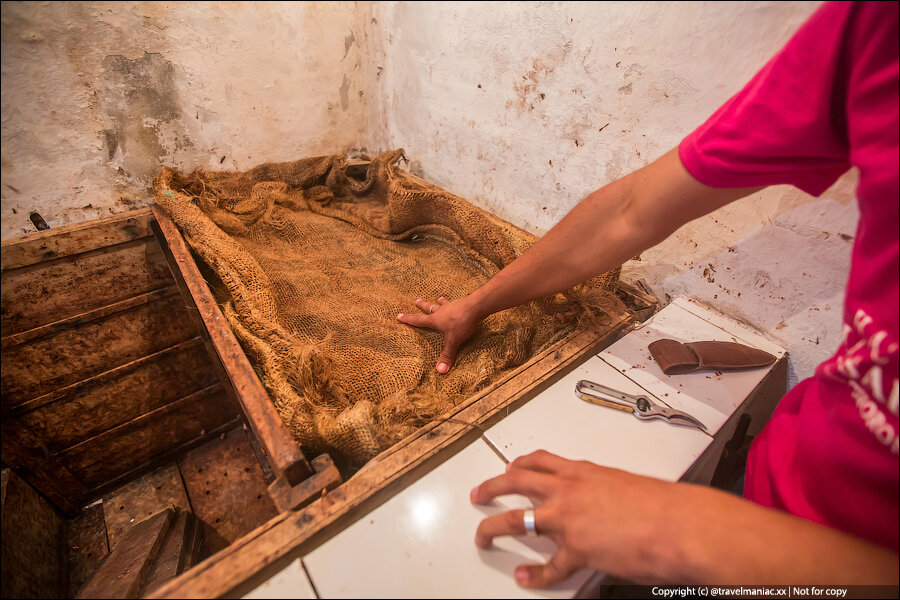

left=1, top=1, right=385, bottom=236
left=2, top=1, right=855, bottom=386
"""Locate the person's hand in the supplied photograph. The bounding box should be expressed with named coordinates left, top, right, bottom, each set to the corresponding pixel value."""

left=397, top=295, right=482, bottom=373
left=470, top=449, right=690, bottom=587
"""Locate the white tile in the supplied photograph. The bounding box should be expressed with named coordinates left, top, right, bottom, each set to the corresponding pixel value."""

left=303, top=441, right=593, bottom=599
left=599, top=300, right=785, bottom=435
left=670, top=298, right=786, bottom=359
left=483, top=356, right=712, bottom=481
left=243, top=558, right=317, bottom=599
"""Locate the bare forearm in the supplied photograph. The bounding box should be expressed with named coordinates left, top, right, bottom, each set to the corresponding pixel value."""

left=653, top=484, right=899, bottom=585
left=464, top=179, right=646, bottom=318
left=461, top=149, right=759, bottom=320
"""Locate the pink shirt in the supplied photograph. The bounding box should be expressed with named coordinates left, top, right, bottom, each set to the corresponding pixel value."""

left=679, top=1, right=898, bottom=550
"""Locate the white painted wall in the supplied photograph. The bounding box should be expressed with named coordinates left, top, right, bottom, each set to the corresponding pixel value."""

left=2, top=1, right=855, bottom=386
left=373, top=1, right=855, bottom=386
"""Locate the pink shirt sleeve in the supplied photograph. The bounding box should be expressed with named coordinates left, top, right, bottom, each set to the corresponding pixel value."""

left=679, top=1, right=856, bottom=196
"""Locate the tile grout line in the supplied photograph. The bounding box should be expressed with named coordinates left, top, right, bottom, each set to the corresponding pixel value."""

left=300, top=558, right=322, bottom=599
left=480, top=433, right=511, bottom=464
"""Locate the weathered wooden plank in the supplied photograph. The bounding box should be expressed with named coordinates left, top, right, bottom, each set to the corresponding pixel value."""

left=1, top=236, right=173, bottom=336
left=0, top=468, right=67, bottom=599
left=1, top=207, right=153, bottom=272
left=16, top=339, right=219, bottom=453
left=149, top=320, right=631, bottom=599
left=102, top=464, right=192, bottom=553
left=67, top=503, right=110, bottom=598
left=0, top=286, right=185, bottom=351
left=0, top=419, right=87, bottom=516
left=88, top=422, right=243, bottom=509
left=61, top=385, right=239, bottom=491
left=178, top=428, right=278, bottom=558
left=77, top=509, right=173, bottom=599
left=141, top=512, right=201, bottom=598
left=150, top=206, right=311, bottom=486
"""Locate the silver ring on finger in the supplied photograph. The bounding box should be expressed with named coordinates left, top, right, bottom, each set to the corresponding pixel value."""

left=429, top=304, right=437, bottom=314
left=523, top=508, right=539, bottom=537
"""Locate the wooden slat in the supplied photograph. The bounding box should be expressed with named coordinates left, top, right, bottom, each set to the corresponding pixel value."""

left=149, top=320, right=631, bottom=599
left=141, top=512, right=201, bottom=598
left=0, top=295, right=199, bottom=412
left=86, top=416, right=242, bottom=504
left=1, top=285, right=186, bottom=351
left=77, top=509, right=174, bottom=599
left=0, top=418, right=87, bottom=516
left=1, top=236, right=173, bottom=336
left=178, top=428, right=279, bottom=557
left=60, top=385, right=239, bottom=490
left=0, top=468, right=67, bottom=599
left=1, top=207, right=153, bottom=272
left=150, top=206, right=311, bottom=486
left=16, top=339, right=219, bottom=453
left=67, top=503, right=110, bottom=598
left=102, top=464, right=192, bottom=553
left=9, top=337, right=209, bottom=417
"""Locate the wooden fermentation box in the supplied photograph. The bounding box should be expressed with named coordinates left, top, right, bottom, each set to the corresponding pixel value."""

left=13, top=198, right=796, bottom=598
left=149, top=200, right=658, bottom=508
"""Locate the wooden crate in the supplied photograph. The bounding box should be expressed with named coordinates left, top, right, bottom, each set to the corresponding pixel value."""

left=147, top=191, right=658, bottom=595
left=1, top=209, right=241, bottom=516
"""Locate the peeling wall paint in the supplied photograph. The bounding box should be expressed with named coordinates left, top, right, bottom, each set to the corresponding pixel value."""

left=1, top=1, right=384, bottom=235
left=372, top=1, right=854, bottom=385
left=2, top=1, right=856, bottom=386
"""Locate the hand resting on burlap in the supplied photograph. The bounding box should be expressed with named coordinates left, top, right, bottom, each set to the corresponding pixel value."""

left=397, top=295, right=482, bottom=373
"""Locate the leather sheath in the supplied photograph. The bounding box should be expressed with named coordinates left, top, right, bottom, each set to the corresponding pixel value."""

left=648, top=339, right=776, bottom=375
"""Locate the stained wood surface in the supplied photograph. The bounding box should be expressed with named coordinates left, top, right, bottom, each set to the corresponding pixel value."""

left=267, top=454, right=342, bottom=513
left=2, top=287, right=197, bottom=407
left=1, top=207, right=153, bottom=272
left=1, top=236, right=172, bottom=336
left=103, top=464, right=192, bottom=553
left=0, top=468, right=67, bottom=599
left=0, top=419, right=87, bottom=516
left=150, top=320, right=632, bottom=599
left=141, top=512, right=202, bottom=598
left=62, top=385, right=238, bottom=490
left=67, top=503, right=110, bottom=598
left=1, top=207, right=239, bottom=516
left=17, top=339, right=219, bottom=453
left=178, top=428, right=278, bottom=557
left=77, top=509, right=174, bottom=599
left=151, top=206, right=311, bottom=486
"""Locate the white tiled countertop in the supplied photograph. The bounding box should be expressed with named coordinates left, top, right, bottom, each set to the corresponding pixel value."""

left=246, top=298, right=786, bottom=599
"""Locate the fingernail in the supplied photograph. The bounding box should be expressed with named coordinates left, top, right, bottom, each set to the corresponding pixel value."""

left=515, top=567, right=530, bottom=584
left=397, top=313, right=404, bottom=319
left=469, top=485, right=479, bottom=501
left=437, top=362, right=449, bottom=373
left=505, top=462, right=512, bottom=472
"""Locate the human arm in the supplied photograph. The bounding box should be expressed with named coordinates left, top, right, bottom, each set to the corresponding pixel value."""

left=471, top=450, right=900, bottom=586
left=397, top=148, right=760, bottom=372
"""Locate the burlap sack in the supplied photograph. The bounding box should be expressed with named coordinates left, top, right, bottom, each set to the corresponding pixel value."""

left=154, top=150, right=620, bottom=467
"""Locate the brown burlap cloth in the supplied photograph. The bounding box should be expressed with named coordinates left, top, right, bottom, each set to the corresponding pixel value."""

left=154, top=149, right=621, bottom=468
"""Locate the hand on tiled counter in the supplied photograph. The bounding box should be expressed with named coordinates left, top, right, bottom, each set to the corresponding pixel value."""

left=302, top=441, right=593, bottom=598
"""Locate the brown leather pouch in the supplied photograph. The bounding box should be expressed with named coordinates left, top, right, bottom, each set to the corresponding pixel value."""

left=648, top=339, right=776, bottom=375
